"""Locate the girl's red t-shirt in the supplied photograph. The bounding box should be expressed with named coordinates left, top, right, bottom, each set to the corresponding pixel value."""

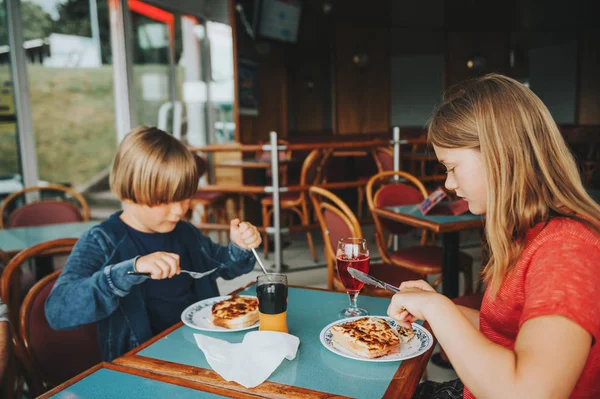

left=464, top=218, right=600, bottom=399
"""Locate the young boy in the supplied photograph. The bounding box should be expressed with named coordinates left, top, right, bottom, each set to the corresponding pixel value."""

left=45, top=127, right=262, bottom=361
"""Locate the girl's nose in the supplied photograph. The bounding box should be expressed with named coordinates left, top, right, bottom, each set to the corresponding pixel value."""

left=445, top=174, right=458, bottom=192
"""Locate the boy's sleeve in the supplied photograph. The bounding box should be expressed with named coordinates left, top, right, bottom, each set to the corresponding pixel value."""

left=45, top=229, right=147, bottom=330
left=520, top=234, right=600, bottom=342
left=190, top=223, right=256, bottom=280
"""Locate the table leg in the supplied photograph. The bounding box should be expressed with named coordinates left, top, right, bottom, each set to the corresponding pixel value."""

left=442, top=232, right=460, bottom=298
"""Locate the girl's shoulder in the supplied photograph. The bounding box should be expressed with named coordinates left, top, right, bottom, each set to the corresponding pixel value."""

left=529, top=216, right=600, bottom=248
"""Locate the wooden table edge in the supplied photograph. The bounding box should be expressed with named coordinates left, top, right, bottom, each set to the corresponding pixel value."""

left=39, top=362, right=266, bottom=399
left=113, top=355, right=348, bottom=399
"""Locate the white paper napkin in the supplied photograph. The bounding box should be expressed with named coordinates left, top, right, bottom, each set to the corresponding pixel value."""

left=194, top=331, right=300, bottom=388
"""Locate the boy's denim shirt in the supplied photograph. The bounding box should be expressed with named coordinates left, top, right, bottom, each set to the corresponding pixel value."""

left=45, top=212, right=255, bottom=361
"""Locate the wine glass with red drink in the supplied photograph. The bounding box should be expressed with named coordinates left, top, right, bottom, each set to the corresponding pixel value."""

left=336, top=237, right=370, bottom=318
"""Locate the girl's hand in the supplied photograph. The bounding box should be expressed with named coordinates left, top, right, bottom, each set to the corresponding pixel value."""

left=135, top=252, right=180, bottom=279
left=230, top=219, right=262, bottom=250
left=387, top=280, right=440, bottom=325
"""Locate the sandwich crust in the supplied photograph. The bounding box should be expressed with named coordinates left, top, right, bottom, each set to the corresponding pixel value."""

left=211, top=296, right=259, bottom=329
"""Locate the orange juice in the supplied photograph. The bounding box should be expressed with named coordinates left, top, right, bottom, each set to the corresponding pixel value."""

left=258, top=311, right=288, bottom=333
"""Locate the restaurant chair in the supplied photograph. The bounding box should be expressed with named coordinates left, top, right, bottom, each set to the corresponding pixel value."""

left=372, top=146, right=395, bottom=173
left=320, top=150, right=369, bottom=220
left=0, top=238, right=101, bottom=397
left=0, top=184, right=90, bottom=229
left=261, top=149, right=332, bottom=261
left=255, top=138, right=292, bottom=186
left=191, top=153, right=229, bottom=243
left=0, top=184, right=90, bottom=282
left=366, top=171, right=474, bottom=294
left=309, top=186, right=421, bottom=296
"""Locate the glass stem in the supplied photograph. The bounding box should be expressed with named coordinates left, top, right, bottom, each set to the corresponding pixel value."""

left=348, top=292, right=359, bottom=310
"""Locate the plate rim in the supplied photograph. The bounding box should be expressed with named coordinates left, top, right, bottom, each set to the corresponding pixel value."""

left=180, top=294, right=259, bottom=332
left=319, top=315, right=433, bottom=362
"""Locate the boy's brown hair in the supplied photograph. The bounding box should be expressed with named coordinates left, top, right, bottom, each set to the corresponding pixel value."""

left=109, top=126, right=199, bottom=206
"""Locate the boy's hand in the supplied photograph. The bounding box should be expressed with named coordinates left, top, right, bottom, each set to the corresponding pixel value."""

left=135, top=252, right=181, bottom=279
left=230, top=219, right=262, bottom=250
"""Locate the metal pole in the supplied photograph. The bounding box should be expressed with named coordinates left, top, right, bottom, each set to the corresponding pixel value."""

left=108, top=0, right=136, bottom=142
left=269, top=131, right=282, bottom=272
left=89, top=0, right=102, bottom=65
left=393, top=126, right=401, bottom=172
left=6, top=0, right=39, bottom=191
left=167, top=22, right=177, bottom=120
left=392, top=126, right=400, bottom=251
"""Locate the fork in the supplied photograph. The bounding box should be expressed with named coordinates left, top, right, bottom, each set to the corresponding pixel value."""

left=127, top=268, right=218, bottom=279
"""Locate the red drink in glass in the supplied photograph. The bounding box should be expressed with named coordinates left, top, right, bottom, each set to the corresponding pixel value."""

left=336, top=254, right=370, bottom=292
left=336, top=237, right=370, bottom=317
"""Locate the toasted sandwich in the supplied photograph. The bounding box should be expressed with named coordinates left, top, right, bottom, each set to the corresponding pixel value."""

left=331, top=317, right=415, bottom=359
left=211, top=296, right=259, bottom=329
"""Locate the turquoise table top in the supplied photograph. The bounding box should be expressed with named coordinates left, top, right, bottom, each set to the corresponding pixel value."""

left=385, top=202, right=482, bottom=225
left=0, top=221, right=98, bottom=253
left=136, top=286, right=415, bottom=399
left=50, top=368, right=228, bottom=399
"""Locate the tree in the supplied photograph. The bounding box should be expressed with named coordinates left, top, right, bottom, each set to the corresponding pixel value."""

left=0, top=0, right=53, bottom=45
left=53, top=0, right=111, bottom=63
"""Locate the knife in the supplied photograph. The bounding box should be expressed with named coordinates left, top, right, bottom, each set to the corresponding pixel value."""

left=347, top=267, right=400, bottom=294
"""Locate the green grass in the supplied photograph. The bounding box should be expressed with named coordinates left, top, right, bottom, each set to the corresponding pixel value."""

left=0, top=64, right=232, bottom=187
left=0, top=65, right=116, bottom=186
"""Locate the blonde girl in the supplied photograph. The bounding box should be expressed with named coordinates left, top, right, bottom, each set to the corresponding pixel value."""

left=389, top=74, right=600, bottom=399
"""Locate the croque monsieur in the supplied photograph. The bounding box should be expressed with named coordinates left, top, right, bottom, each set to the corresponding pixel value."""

left=331, top=317, right=415, bottom=358
left=211, top=296, right=259, bottom=329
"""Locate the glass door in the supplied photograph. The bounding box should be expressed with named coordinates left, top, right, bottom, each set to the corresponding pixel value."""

left=126, top=0, right=236, bottom=146
left=128, top=0, right=176, bottom=131
left=0, top=0, right=22, bottom=200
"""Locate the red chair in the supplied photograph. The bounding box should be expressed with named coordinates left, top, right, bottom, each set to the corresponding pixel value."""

left=309, top=186, right=421, bottom=296
left=366, top=171, right=474, bottom=293
left=0, top=184, right=89, bottom=283
left=261, top=149, right=331, bottom=261
left=1, top=239, right=101, bottom=397
left=372, top=146, right=395, bottom=173
left=0, top=184, right=90, bottom=229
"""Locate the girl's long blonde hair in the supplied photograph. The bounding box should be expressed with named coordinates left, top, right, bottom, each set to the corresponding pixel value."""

left=428, top=74, right=600, bottom=295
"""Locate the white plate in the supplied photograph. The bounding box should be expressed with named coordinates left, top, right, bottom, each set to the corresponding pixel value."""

left=181, top=295, right=259, bottom=332
left=319, top=316, right=433, bottom=362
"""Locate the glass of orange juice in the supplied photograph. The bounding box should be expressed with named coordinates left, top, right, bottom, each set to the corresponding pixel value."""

left=256, top=273, right=288, bottom=333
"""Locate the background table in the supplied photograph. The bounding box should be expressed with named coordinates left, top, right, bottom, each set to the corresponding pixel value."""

left=114, top=285, right=435, bottom=399
left=39, top=363, right=262, bottom=399
left=373, top=202, right=483, bottom=298
left=0, top=221, right=98, bottom=257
